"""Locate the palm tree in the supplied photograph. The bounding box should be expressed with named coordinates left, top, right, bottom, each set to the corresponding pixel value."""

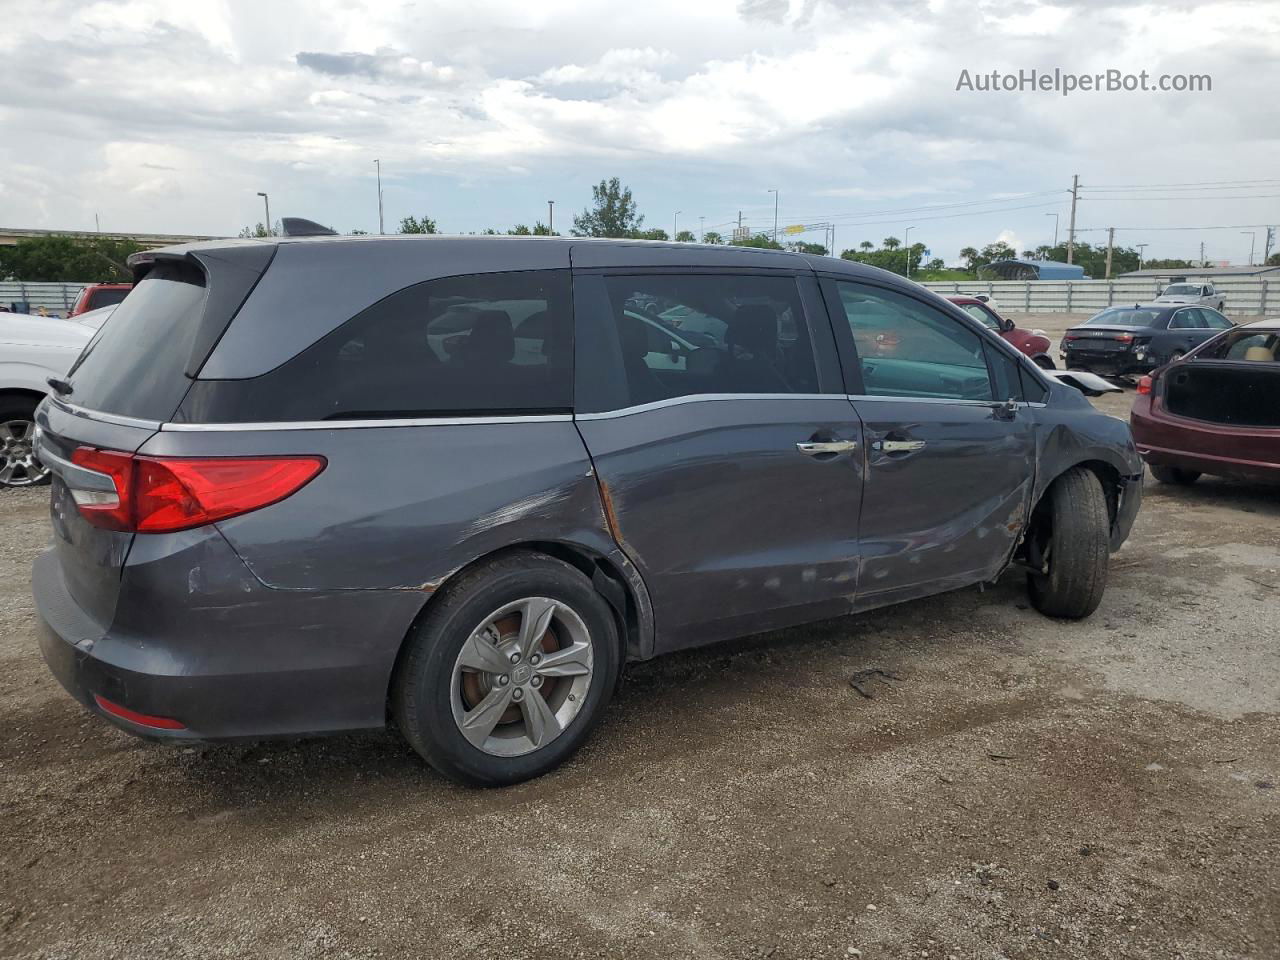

left=882, top=236, right=901, bottom=251
left=859, top=240, right=874, bottom=251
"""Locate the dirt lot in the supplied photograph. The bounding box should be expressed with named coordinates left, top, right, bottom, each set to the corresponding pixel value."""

left=2, top=314, right=1277, bottom=960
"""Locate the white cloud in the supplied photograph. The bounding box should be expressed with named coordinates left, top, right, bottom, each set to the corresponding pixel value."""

left=0, top=0, right=1275, bottom=262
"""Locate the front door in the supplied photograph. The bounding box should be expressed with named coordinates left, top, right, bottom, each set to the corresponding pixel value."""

left=572, top=269, right=864, bottom=651
left=824, top=278, right=1037, bottom=611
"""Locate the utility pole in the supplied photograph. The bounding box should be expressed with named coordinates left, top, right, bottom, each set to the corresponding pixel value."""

left=768, top=188, right=779, bottom=243
left=547, top=200, right=554, bottom=234
left=94, top=213, right=100, bottom=233
left=1066, top=174, right=1079, bottom=264
left=1199, top=241, right=1206, bottom=267
left=699, top=216, right=705, bottom=243
left=1104, top=226, right=1115, bottom=279
left=1135, top=243, right=1148, bottom=271
left=374, top=160, right=384, bottom=234
left=904, top=225, right=915, bottom=278
left=829, top=224, right=835, bottom=258
left=1265, top=226, right=1276, bottom=263
left=673, top=210, right=681, bottom=240
left=737, top=210, right=743, bottom=241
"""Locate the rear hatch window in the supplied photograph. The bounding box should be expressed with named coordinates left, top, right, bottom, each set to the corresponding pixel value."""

left=87, top=287, right=130, bottom=310
left=68, top=263, right=206, bottom=421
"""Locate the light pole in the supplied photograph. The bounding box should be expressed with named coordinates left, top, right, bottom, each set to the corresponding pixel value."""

left=673, top=210, right=681, bottom=240
left=1240, top=231, right=1256, bottom=266
left=1135, top=243, right=1149, bottom=271
left=374, top=160, right=384, bottom=234
left=767, top=189, right=779, bottom=243
left=547, top=200, right=555, bottom=234
left=903, top=225, right=915, bottom=277
left=256, top=192, right=271, bottom=236
left=1045, top=212, right=1059, bottom=250
left=699, top=216, right=705, bottom=243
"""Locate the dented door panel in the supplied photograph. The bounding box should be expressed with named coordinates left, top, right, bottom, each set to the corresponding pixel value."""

left=849, top=398, right=1036, bottom=611
left=576, top=396, right=864, bottom=653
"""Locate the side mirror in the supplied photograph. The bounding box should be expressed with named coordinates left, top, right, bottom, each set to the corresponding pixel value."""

left=1002, top=317, right=1015, bottom=332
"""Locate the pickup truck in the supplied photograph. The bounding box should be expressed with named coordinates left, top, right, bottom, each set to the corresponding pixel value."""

left=1154, top=282, right=1226, bottom=312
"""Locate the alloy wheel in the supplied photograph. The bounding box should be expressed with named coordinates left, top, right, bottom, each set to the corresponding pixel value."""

left=449, top=596, right=595, bottom=757
left=0, top=419, right=49, bottom=487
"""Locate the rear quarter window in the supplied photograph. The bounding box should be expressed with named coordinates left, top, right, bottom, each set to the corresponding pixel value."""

left=177, top=270, right=573, bottom=422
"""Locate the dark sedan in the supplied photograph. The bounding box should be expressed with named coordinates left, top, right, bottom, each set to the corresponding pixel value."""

left=1131, top=318, right=1280, bottom=485
left=1061, top=304, right=1232, bottom=376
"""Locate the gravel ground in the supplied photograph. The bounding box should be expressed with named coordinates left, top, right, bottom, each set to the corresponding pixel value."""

left=2, top=314, right=1277, bottom=960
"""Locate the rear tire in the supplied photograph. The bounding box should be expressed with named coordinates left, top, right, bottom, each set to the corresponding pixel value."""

left=1150, top=464, right=1200, bottom=485
left=0, top=399, right=51, bottom=487
left=1027, top=467, right=1109, bottom=620
left=392, top=551, right=620, bottom=787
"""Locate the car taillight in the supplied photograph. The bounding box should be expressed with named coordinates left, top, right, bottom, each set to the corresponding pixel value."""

left=69, top=449, right=325, bottom=533
left=1137, top=376, right=1153, bottom=395
left=1115, top=333, right=1134, bottom=343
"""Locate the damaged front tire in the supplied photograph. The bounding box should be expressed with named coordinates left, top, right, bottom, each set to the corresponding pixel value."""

left=1026, top=467, right=1109, bottom=620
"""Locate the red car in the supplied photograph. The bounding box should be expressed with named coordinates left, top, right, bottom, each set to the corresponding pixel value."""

left=1130, top=318, right=1280, bottom=485
left=946, top=296, right=1055, bottom=368
left=69, top=283, right=131, bottom=316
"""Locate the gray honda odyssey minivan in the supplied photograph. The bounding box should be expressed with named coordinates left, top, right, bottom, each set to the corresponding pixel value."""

left=33, top=233, right=1141, bottom=785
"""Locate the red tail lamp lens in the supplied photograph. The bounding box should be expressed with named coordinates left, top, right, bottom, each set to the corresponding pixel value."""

left=1137, top=376, right=1153, bottom=395
left=70, top=449, right=325, bottom=533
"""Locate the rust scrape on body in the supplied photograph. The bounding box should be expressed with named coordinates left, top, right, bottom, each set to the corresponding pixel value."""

left=597, top=479, right=625, bottom=547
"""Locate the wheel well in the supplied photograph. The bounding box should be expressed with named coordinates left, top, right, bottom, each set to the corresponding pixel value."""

left=384, top=542, right=643, bottom=720
left=0, top=388, right=47, bottom=412
left=1020, top=460, right=1121, bottom=565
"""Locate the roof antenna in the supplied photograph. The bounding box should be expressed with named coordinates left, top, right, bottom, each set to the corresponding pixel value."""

left=280, top=217, right=338, bottom=237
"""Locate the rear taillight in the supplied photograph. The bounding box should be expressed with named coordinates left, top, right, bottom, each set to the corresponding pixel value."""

left=1137, top=375, right=1153, bottom=395
left=69, top=449, right=325, bottom=533
left=1115, top=333, right=1134, bottom=343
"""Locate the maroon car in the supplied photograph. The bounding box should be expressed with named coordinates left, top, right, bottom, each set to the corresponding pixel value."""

left=946, top=296, right=1055, bottom=368
left=1130, top=318, right=1280, bottom=485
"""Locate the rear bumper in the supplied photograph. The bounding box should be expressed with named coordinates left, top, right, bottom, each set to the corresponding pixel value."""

left=1131, top=403, right=1280, bottom=483
left=33, top=544, right=426, bottom=741
left=1062, top=350, right=1153, bottom=376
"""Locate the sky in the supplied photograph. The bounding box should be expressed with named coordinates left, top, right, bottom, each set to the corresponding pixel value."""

left=1, top=0, right=1278, bottom=264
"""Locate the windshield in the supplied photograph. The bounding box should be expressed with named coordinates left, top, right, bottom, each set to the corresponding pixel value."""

left=1162, top=284, right=1200, bottom=296
left=1087, top=308, right=1160, bottom=327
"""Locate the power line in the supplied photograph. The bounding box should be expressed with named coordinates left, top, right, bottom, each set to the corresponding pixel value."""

left=1075, top=223, right=1278, bottom=232
left=1085, top=177, right=1280, bottom=189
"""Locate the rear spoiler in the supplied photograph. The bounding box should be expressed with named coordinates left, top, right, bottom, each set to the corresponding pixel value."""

left=1044, top=369, right=1123, bottom=397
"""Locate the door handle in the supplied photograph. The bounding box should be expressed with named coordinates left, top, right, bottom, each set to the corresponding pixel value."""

left=796, top=440, right=859, bottom=455
left=872, top=439, right=926, bottom=453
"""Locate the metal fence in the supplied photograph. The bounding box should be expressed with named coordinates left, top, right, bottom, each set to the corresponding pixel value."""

left=1, top=281, right=86, bottom=316
left=918, top=277, right=1275, bottom=316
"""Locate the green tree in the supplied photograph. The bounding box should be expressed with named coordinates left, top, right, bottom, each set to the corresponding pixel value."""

left=1268, top=252, right=1280, bottom=266
left=572, top=177, right=644, bottom=238
left=958, top=247, right=980, bottom=272
left=238, top=222, right=273, bottom=238
left=732, top=233, right=783, bottom=250
left=0, top=235, right=145, bottom=282
left=674, top=230, right=696, bottom=243
left=882, top=236, right=901, bottom=251
left=632, top=228, right=669, bottom=241
left=399, top=215, right=438, bottom=234
left=787, top=241, right=828, bottom=256
left=859, top=240, right=874, bottom=251
left=702, top=231, right=724, bottom=245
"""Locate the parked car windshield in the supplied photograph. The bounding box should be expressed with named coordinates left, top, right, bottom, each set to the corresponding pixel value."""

left=1162, top=284, right=1200, bottom=296
left=1087, top=308, right=1161, bottom=327
left=959, top=303, right=1002, bottom=332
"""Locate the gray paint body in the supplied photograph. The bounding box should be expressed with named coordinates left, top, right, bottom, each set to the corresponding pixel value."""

left=32, top=236, right=1142, bottom=741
